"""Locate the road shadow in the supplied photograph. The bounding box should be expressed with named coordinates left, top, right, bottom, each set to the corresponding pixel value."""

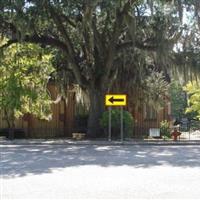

left=1, top=145, right=200, bottom=178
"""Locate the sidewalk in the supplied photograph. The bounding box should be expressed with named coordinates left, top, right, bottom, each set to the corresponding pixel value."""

left=1, top=138, right=200, bottom=146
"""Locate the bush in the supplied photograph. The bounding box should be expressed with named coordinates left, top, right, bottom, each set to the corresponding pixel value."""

left=160, top=120, right=171, bottom=138
left=100, top=109, right=134, bottom=138
left=190, top=119, right=200, bottom=131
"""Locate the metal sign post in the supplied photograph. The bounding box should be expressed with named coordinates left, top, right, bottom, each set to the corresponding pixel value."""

left=105, top=94, right=127, bottom=142
left=108, top=107, right=112, bottom=141
left=120, top=106, right=124, bottom=143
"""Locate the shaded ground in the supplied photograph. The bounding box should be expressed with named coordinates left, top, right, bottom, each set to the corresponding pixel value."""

left=1, top=145, right=200, bottom=199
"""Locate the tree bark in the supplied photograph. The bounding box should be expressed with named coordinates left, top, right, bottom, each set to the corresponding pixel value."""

left=8, top=120, right=15, bottom=140
left=87, top=87, right=105, bottom=138
left=4, top=109, right=15, bottom=140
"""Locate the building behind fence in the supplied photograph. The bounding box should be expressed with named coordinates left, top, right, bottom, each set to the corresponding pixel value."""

left=0, top=83, right=172, bottom=139
left=0, top=83, right=76, bottom=138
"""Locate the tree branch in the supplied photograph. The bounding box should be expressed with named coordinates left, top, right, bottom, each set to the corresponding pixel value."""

left=101, top=0, right=137, bottom=86
left=46, top=3, right=88, bottom=88
left=168, top=30, right=183, bottom=44
left=60, top=13, right=77, bottom=28
left=116, top=40, right=158, bottom=52
left=92, top=15, right=104, bottom=59
left=0, top=35, right=69, bottom=51
left=0, top=34, right=87, bottom=88
left=47, top=4, right=76, bottom=57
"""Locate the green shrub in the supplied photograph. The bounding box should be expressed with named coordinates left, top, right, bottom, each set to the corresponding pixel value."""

left=160, top=120, right=171, bottom=138
left=190, top=120, right=200, bottom=131
left=100, top=109, right=134, bottom=138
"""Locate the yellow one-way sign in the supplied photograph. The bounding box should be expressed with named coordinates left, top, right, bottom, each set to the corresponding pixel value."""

left=105, top=94, right=127, bottom=106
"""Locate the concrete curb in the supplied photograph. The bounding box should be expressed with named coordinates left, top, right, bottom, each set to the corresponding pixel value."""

left=1, top=139, right=200, bottom=146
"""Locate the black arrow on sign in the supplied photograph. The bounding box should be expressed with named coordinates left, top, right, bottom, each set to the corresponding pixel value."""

left=109, top=96, right=124, bottom=104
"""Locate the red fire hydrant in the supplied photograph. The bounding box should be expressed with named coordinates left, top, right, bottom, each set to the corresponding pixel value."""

left=171, top=128, right=181, bottom=141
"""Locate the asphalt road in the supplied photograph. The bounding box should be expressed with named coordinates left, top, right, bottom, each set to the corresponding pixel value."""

left=1, top=145, right=200, bottom=199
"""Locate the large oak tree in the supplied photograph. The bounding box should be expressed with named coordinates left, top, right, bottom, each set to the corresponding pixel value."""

left=0, top=0, right=198, bottom=136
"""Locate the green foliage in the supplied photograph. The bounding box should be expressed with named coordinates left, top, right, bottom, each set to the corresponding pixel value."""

left=184, top=81, right=200, bottom=119
left=142, top=69, right=169, bottom=110
left=169, top=81, right=187, bottom=119
left=100, top=110, right=134, bottom=138
left=0, top=42, right=54, bottom=127
left=160, top=120, right=170, bottom=138
left=190, top=120, right=200, bottom=131
left=1, top=0, right=199, bottom=137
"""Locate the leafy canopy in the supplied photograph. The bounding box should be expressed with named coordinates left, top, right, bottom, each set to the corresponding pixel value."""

left=1, top=0, right=200, bottom=135
left=184, top=81, right=200, bottom=119
left=0, top=41, right=54, bottom=127
left=169, top=81, right=187, bottom=119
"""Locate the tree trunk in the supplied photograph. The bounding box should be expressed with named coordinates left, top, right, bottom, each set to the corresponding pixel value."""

left=8, top=121, right=15, bottom=140
left=87, top=88, right=105, bottom=138
left=4, top=109, right=15, bottom=140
